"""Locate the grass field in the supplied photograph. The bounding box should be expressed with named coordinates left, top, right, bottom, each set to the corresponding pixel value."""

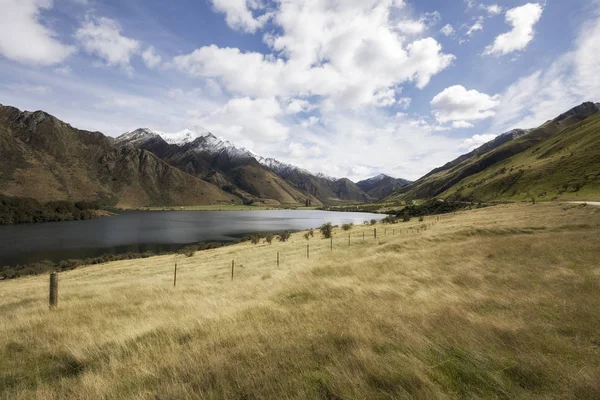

left=1, top=203, right=599, bottom=399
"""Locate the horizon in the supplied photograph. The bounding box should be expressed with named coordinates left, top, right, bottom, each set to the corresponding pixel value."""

left=1, top=0, right=599, bottom=181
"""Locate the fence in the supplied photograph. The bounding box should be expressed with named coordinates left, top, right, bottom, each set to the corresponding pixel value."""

left=45, top=215, right=446, bottom=307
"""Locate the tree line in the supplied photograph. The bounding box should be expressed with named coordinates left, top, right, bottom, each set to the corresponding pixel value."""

left=0, top=194, right=106, bottom=225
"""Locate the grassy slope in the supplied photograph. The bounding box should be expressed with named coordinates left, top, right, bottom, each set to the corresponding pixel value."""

left=1, top=204, right=599, bottom=399
left=388, top=110, right=600, bottom=203
left=440, top=112, right=600, bottom=201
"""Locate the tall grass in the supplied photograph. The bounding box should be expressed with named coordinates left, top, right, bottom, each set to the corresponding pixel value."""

left=0, top=203, right=599, bottom=399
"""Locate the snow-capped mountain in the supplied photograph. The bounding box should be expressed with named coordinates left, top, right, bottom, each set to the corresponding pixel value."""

left=116, top=127, right=380, bottom=204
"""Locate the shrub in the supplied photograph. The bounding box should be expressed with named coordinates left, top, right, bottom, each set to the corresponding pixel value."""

left=418, top=216, right=424, bottom=222
left=308, top=229, right=314, bottom=237
left=303, top=232, right=310, bottom=240
left=370, top=219, right=377, bottom=225
left=363, top=221, right=370, bottom=225
left=320, top=222, right=333, bottom=239
left=265, top=233, right=274, bottom=244
left=403, top=212, right=411, bottom=222
left=250, top=234, right=261, bottom=245
left=381, top=216, right=398, bottom=224
left=278, top=232, right=291, bottom=242
left=341, top=223, right=353, bottom=231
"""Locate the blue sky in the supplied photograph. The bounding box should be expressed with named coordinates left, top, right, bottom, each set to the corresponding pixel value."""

left=0, top=0, right=598, bottom=181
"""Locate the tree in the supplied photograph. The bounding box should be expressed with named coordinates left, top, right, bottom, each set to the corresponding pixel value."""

left=341, top=223, right=353, bottom=231
left=303, top=232, right=310, bottom=240
left=320, top=222, right=333, bottom=239
left=250, top=234, right=261, bottom=245
left=370, top=219, right=377, bottom=225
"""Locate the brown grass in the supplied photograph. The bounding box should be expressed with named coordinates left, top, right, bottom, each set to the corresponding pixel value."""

left=1, top=203, right=599, bottom=399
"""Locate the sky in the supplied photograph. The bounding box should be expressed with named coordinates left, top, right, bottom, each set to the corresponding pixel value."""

left=0, top=0, right=598, bottom=181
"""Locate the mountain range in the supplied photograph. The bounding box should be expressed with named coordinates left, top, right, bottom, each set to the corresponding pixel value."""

left=0, top=104, right=408, bottom=207
left=1, top=101, right=599, bottom=209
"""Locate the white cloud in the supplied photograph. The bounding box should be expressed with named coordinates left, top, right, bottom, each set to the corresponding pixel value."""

left=0, top=0, right=75, bottom=66
left=188, top=97, right=289, bottom=149
left=395, top=11, right=440, bottom=35
left=452, top=120, right=474, bottom=129
left=53, top=66, right=72, bottom=76
left=174, top=1, right=454, bottom=109
left=466, top=16, right=484, bottom=36
left=75, top=16, right=140, bottom=72
left=210, top=0, right=271, bottom=33
left=484, top=3, right=543, bottom=56
left=431, top=85, right=500, bottom=124
left=300, top=116, right=320, bottom=127
left=488, top=4, right=600, bottom=133
left=480, top=4, right=503, bottom=15
left=440, top=24, right=455, bottom=36
left=142, top=46, right=161, bottom=69
left=459, top=134, right=496, bottom=150
left=285, top=98, right=315, bottom=114
left=6, top=83, right=52, bottom=95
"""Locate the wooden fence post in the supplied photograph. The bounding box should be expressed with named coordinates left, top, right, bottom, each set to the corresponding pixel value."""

left=307, top=244, right=310, bottom=259
left=49, top=272, right=58, bottom=309
left=231, top=260, right=235, bottom=281
left=277, top=252, right=280, bottom=266
left=374, top=228, right=377, bottom=239
left=330, top=236, right=333, bottom=251
left=174, top=263, right=177, bottom=288
left=348, top=233, right=350, bottom=246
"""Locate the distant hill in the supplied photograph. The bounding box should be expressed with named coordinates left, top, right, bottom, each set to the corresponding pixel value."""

left=387, top=102, right=600, bottom=202
left=0, top=105, right=239, bottom=208
left=356, top=174, right=411, bottom=200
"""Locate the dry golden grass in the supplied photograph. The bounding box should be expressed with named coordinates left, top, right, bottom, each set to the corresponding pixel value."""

left=1, top=203, right=599, bottom=399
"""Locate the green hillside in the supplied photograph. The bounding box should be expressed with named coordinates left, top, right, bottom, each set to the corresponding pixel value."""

left=389, top=102, right=600, bottom=202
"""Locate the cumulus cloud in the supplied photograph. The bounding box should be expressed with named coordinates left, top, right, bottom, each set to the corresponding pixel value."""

left=431, top=85, right=500, bottom=124
left=0, top=0, right=75, bottom=65
left=76, top=16, right=140, bottom=72
left=484, top=3, right=543, bottom=56
left=174, top=1, right=454, bottom=109
left=210, top=0, right=271, bottom=33
left=142, top=46, right=161, bottom=69
left=466, top=17, right=484, bottom=36
left=189, top=97, right=289, bottom=149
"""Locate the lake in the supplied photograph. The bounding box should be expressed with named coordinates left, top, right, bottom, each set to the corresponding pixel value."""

left=0, top=210, right=384, bottom=267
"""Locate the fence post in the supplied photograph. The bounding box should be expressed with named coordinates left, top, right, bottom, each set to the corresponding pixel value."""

left=348, top=233, right=350, bottom=246
left=307, top=244, right=310, bottom=259
left=277, top=252, right=280, bottom=266
left=49, top=272, right=58, bottom=309
left=231, top=260, right=235, bottom=281
left=330, top=236, right=333, bottom=251
left=374, top=228, right=377, bottom=239
left=363, top=232, right=365, bottom=241
left=174, top=263, right=177, bottom=288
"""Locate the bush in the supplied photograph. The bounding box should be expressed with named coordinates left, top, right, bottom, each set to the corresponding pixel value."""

left=278, top=232, right=291, bottom=242
left=370, top=219, right=377, bottom=225
left=363, top=221, right=370, bottom=225
left=308, top=229, right=314, bottom=237
left=320, top=222, right=333, bottom=239
left=249, top=234, right=261, bottom=245
left=265, top=233, right=274, bottom=244
left=341, top=223, right=353, bottom=231
left=303, top=232, right=310, bottom=240
left=381, top=216, right=398, bottom=224
left=403, top=212, right=411, bottom=222
left=418, top=216, right=424, bottom=222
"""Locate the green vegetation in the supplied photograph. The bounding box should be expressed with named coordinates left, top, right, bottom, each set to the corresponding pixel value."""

left=0, top=195, right=110, bottom=225
left=387, top=103, right=600, bottom=203
left=319, top=222, right=333, bottom=238
left=341, top=223, right=354, bottom=231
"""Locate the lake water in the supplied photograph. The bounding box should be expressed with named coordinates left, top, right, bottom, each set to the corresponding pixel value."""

left=0, top=210, right=384, bottom=267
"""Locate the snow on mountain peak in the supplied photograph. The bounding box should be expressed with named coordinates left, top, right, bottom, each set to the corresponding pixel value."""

left=160, top=126, right=211, bottom=145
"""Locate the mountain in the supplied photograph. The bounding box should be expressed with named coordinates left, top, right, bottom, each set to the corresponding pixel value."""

left=387, top=102, right=600, bottom=202
left=0, top=105, right=239, bottom=208
left=116, top=129, right=322, bottom=206
left=254, top=157, right=372, bottom=203
left=356, top=174, right=411, bottom=200
left=117, top=128, right=377, bottom=205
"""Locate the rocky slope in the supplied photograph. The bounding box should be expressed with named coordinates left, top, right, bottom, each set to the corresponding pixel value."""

left=0, top=105, right=239, bottom=208
left=356, top=174, right=411, bottom=200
